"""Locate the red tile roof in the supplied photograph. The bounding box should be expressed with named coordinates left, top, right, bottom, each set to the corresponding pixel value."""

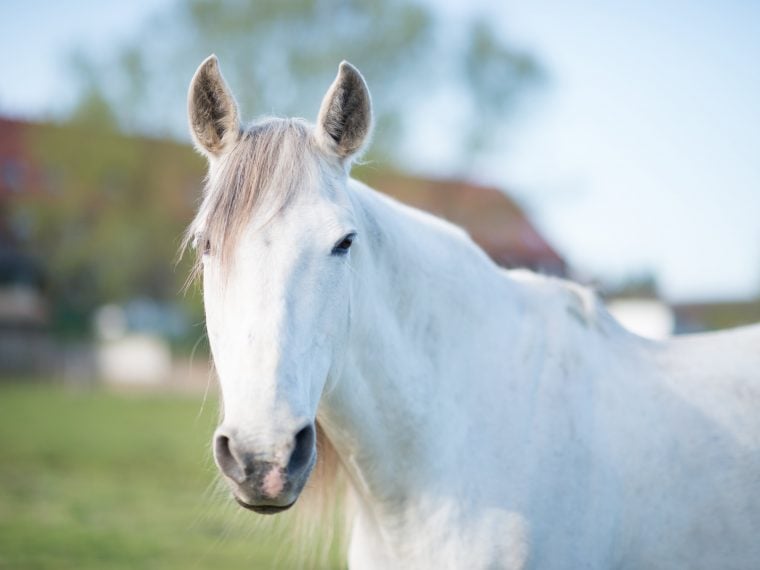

left=360, top=171, right=566, bottom=275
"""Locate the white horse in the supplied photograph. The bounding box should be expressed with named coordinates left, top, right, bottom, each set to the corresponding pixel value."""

left=184, top=55, right=760, bottom=569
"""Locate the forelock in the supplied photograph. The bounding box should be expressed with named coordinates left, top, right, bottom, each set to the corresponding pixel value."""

left=183, top=117, right=319, bottom=280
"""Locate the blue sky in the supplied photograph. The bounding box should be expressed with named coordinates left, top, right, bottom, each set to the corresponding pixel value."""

left=1, top=0, right=758, bottom=302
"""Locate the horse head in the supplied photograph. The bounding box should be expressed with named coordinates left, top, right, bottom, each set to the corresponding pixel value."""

left=186, top=55, right=372, bottom=513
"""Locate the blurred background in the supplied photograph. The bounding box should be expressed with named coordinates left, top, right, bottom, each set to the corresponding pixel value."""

left=1, top=0, right=758, bottom=568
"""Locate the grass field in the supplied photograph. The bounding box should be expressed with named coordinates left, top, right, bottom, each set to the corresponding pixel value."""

left=0, top=382, right=342, bottom=569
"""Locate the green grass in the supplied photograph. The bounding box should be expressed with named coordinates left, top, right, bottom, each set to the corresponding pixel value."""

left=0, top=383, right=341, bottom=569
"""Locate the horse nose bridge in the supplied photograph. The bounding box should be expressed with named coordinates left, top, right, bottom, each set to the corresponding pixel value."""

left=217, top=363, right=313, bottom=422
left=221, top=382, right=307, bottom=424
left=210, top=299, right=287, bottom=374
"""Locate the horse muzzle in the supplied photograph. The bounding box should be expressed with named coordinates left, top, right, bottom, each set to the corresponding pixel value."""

left=213, top=422, right=316, bottom=514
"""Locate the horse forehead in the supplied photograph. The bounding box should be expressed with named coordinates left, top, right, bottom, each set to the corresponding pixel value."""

left=216, top=179, right=350, bottom=285
left=228, top=208, right=331, bottom=278
left=256, top=189, right=349, bottom=242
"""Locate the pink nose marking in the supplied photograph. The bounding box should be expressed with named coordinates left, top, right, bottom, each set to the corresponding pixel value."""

left=261, top=467, right=284, bottom=498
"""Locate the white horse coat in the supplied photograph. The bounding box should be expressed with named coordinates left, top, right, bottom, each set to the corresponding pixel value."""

left=185, top=56, right=760, bottom=569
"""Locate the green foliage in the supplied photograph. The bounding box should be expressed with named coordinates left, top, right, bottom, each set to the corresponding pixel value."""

left=16, top=123, right=205, bottom=337
left=0, top=383, right=340, bottom=569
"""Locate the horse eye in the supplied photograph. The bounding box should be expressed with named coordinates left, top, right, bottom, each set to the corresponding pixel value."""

left=196, top=233, right=211, bottom=255
left=332, top=233, right=356, bottom=255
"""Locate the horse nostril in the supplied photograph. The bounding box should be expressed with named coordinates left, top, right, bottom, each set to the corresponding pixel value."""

left=214, top=434, right=246, bottom=484
left=287, top=424, right=315, bottom=475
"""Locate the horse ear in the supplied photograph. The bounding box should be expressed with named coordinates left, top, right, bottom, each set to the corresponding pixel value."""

left=316, top=61, right=373, bottom=161
left=187, top=55, right=241, bottom=158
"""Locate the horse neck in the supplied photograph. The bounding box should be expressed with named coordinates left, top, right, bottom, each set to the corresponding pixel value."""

left=319, top=180, right=537, bottom=496
left=315, top=181, right=640, bottom=553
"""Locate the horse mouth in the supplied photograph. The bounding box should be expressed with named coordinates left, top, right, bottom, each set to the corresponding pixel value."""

left=234, top=496, right=296, bottom=515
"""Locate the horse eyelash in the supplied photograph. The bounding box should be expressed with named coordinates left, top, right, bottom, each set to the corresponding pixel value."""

left=194, top=232, right=211, bottom=255
left=332, top=232, right=357, bottom=256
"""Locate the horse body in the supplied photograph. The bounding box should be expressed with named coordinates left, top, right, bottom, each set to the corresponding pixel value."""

left=322, top=180, right=760, bottom=569
left=184, top=56, right=760, bottom=568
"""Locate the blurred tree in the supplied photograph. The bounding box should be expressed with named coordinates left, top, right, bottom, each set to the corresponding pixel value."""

left=69, top=0, right=542, bottom=165
left=18, top=0, right=543, bottom=339
left=19, top=121, right=206, bottom=339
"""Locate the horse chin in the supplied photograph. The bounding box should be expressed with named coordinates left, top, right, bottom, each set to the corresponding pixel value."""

left=234, top=495, right=297, bottom=515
